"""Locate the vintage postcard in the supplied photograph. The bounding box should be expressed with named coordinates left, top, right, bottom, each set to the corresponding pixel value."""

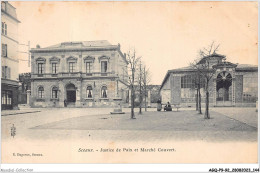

left=1, top=0, right=258, bottom=171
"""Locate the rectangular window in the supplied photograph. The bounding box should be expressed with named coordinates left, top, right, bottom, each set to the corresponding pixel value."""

left=4, top=23, right=7, bottom=35
left=1, top=66, right=10, bottom=79
left=69, top=62, right=75, bottom=73
left=86, top=62, right=92, bottom=73
left=52, top=63, right=58, bottom=74
left=101, top=61, right=107, bottom=73
left=1, top=22, right=4, bottom=34
left=1, top=22, right=7, bottom=35
left=2, top=44, right=7, bottom=57
left=181, top=75, right=195, bottom=88
left=38, top=63, right=44, bottom=74
left=1, top=2, right=6, bottom=11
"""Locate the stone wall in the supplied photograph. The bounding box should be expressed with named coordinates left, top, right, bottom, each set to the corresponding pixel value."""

left=30, top=78, right=128, bottom=108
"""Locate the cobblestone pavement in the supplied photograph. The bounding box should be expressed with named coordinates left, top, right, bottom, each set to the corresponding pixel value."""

left=1, top=107, right=257, bottom=142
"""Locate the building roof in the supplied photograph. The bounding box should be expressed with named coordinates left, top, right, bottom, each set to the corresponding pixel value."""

left=30, top=40, right=128, bottom=64
left=236, top=64, right=258, bottom=71
left=160, top=63, right=258, bottom=91
left=45, top=40, right=112, bottom=48
left=197, top=53, right=226, bottom=64
left=1, top=2, right=20, bottom=23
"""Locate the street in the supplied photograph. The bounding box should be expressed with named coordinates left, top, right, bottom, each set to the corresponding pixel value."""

left=1, top=107, right=258, bottom=163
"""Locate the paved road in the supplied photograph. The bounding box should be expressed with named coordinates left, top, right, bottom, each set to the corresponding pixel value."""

left=1, top=107, right=257, bottom=142
left=1, top=107, right=257, bottom=164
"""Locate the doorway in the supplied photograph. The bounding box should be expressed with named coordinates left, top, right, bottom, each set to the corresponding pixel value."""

left=66, top=83, right=76, bottom=103
left=216, top=71, right=232, bottom=106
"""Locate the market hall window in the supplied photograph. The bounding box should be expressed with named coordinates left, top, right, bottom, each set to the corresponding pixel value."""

left=86, top=86, right=93, bottom=98
left=181, top=75, right=194, bottom=88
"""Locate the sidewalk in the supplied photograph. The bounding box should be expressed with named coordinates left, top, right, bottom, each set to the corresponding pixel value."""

left=1, top=108, right=42, bottom=116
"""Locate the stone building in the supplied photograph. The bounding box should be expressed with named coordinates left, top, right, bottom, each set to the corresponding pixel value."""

left=29, top=41, right=129, bottom=108
left=1, top=2, right=20, bottom=110
left=160, top=53, right=258, bottom=107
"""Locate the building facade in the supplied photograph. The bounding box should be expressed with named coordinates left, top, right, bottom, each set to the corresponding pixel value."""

left=29, top=41, right=129, bottom=108
left=1, top=1, right=20, bottom=110
left=160, top=53, right=258, bottom=107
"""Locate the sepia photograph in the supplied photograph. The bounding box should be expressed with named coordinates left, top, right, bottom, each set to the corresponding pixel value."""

left=0, top=0, right=258, bottom=171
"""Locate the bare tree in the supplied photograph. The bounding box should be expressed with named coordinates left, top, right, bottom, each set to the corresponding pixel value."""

left=138, top=62, right=143, bottom=114
left=143, top=65, right=151, bottom=112
left=192, top=41, right=219, bottom=119
left=136, top=62, right=151, bottom=113
left=126, top=49, right=141, bottom=119
left=190, top=70, right=202, bottom=114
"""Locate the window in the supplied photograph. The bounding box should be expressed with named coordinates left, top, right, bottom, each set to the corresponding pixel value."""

left=181, top=75, right=196, bottom=88
left=2, top=44, right=7, bottom=57
left=69, top=62, right=75, bottom=73
left=101, top=86, right=107, bottom=98
left=87, top=86, right=93, bottom=98
left=2, top=90, right=12, bottom=105
left=86, top=62, right=92, bottom=73
left=38, top=86, right=44, bottom=98
left=1, top=66, right=10, bottom=79
left=101, top=61, right=107, bottom=73
left=52, top=63, right=58, bottom=74
left=52, top=87, right=58, bottom=99
left=38, top=63, right=44, bottom=74
left=1, top=2, right=6, bottom=11
left=2, top=22, right=7, bottom=35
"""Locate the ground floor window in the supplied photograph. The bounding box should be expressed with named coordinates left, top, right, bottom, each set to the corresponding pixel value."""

left=52, top=86, right=58, bottom=99
left=1, top=90, right=12, bottom=105
left=101, top=86, right=107, bottom=98
left=87, top=86, right=93, bottom=98
left=38, top=86, right=44, bottom=98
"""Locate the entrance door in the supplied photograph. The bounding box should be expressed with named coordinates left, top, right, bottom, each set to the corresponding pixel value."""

left=216, top=72, right=232, bottom=106
left=67, top=91, right=76, bottom=102
left=66, top=83, right=76, bottom=104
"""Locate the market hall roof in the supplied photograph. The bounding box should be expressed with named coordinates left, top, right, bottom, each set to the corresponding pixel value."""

left=160, top=63, right=258, bottom=91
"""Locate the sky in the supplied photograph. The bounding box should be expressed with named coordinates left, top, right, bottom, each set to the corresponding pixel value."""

left=11, top=1, right=258, bottom=85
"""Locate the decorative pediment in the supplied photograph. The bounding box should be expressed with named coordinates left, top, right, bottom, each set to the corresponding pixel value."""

left=83, top=56, right=95, bottom=63
left=98, top=55, right=110, bottom=62
left=66, top=56, right=78, bottom=62
left=212, top=61, right=237, bottom=69
left=49, top=56, right=60, bottom=63
left=35, top=57, right=46, bottom=63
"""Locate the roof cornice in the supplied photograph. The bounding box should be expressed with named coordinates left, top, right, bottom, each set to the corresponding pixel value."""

left=1, top=10, right=20, bottom=23
left=30, top=45, right=119, bottom=53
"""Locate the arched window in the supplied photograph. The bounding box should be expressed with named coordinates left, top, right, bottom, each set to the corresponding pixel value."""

left=52, top=86, right=58, bottom=99
left=38, top=86, right=44, bottom=98
left=101, top=86, right=107, bottom=98
left=87, top=86, right=93, bottom=98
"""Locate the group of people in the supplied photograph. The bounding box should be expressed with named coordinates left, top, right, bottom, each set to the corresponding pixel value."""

left=157, top=99, right=171, bottom=111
